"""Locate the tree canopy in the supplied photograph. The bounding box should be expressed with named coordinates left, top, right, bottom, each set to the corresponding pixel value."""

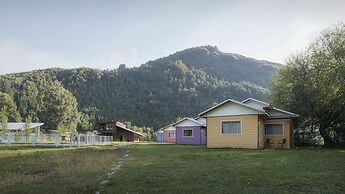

left=39, top=81, right=80, bottom=134
left=270, top=23, right=345, bottom=146
left=0, top=76, right=80, bottom=133
left=0, top=92, right=21, bottom=122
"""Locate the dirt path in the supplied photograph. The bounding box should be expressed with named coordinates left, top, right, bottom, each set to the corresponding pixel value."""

left=96, top=143, right=132, bottom=194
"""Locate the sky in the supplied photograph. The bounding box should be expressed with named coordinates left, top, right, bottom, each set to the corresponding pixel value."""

left=0, top=0, right=344, bottom=75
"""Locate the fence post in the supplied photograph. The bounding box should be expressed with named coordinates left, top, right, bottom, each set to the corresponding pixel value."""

left=54, top=134, right=59, bottom=147
left=77, top=134, right=80, bottom=148
left=31, top=133, right=35, bottom=147
left=6, top=133, right=10, bottom=146
left=7, top=133, right=12, bottom=146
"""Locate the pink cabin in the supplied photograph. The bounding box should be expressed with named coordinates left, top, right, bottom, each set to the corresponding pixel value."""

left=161, top=124, right=176, bottom=143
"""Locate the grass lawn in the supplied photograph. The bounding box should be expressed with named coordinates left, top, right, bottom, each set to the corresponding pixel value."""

left=103, top=143, right=345, bottom=193
left=0, top=143, right=127, bottom=193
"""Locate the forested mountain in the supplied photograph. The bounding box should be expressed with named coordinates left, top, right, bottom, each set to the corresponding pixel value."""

left=150, top=46, right=281, bottom=87
left=0, top=46, right=281, bottom=131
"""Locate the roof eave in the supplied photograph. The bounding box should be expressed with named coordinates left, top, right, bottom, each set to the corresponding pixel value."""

left=199, top=99, right=267, bottom=117
left=172, top=117, right=206, bottom=127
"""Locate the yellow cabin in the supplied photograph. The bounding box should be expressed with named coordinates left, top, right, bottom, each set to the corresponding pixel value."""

left=199, top=98, right=298, bottom=149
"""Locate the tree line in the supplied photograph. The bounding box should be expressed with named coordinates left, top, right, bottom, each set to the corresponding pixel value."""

left=0, top=46, right=273, bottom=133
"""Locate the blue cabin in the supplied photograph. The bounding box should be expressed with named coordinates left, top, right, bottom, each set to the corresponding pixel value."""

left=157, top=131, right=164, bottom=142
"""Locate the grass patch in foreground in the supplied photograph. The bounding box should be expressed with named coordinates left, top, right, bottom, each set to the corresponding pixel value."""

left=0, top=143, right=126, bottom=193
left=104, top=143, right=345, bottom=193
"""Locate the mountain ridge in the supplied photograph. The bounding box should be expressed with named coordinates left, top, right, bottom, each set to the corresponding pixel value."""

left=145, top=45, right=281, bottom=88
left=0, top=46, right=280, bottom=130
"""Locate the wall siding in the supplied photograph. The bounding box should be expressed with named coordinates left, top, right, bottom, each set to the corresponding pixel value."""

left=163, top=130, right=176, bottom=143
left=176, top=126, right=206, bottom=145
left=207, top=115, right=259, bottom=148
left=157, top=131, right=164, bottom=142
left=264, top=119, right=292, bottom=148
left=258, top=116, right=265, bottom=148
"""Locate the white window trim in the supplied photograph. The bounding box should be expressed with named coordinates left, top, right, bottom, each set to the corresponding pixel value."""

left=182, top=128, right=193, bottom=137
left=220, top=120, right=242, bottom=135
left=168, top=132, right=175, bottom=138
left=265, top=122, right=284, bottom=136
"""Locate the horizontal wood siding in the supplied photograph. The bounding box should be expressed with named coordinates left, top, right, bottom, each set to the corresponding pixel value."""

left=163, top=130, right=176, bottom=143
left=264, top=119, right=291, bottom=148
left=207, top=115, right=259, bottom=148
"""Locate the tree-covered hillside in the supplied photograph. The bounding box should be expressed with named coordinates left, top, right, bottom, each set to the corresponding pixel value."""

left=150, top=46, right=281, bottom=87
left=0, top=46, right=280, bottom=131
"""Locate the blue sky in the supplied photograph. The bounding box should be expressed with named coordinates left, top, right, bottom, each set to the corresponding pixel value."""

left=0, top=0, right=344, bottom=74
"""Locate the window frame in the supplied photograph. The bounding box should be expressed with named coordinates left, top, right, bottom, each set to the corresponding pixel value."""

left=265, top=123, right=284, bottom=136
left=220, top=120, right=242, bottom=135
left=182, top=128, right=193, bottom=137
left=168, top=132, right=175, bottom=138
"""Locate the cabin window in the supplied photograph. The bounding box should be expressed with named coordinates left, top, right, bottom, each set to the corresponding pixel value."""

left=265, top=124, right=283, bottom=135
left=221, top=121, right=241, bottom=134
left=168, top=132, right=175, bottom=138
left=159, top=134, right=163, bottom=139
left=183, top=129, right=193, bottom=137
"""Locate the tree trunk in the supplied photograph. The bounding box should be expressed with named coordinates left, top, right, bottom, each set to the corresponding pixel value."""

left=319, top=125, right=334, bottom=147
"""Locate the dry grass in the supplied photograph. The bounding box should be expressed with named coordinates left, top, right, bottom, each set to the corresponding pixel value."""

left=0, top=143, right=126, bottom=193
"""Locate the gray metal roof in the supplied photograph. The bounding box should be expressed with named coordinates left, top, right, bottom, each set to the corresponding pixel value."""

left=0, top=122, right=44, bottom=131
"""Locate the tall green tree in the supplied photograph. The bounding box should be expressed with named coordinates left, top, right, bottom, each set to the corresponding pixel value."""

left=0, top=108, right=8, bottom=133
left=270, top=23, right=345, bottom=146
left=0, top=92, right=21, bottom=122
left=39, top=81, right=80, bottom=134
left=24, top=116, right=32, bottom=134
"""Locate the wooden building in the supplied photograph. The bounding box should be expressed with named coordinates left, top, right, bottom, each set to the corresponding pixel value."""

left=173, top=117, right=206, bottom=145
left=162, top=125, right=176, bottom=143
left=156, top=131, right=164, bottom=142
left=199, top=98, right=298, bottom=149
left=96, top=121, right=145, bottom=142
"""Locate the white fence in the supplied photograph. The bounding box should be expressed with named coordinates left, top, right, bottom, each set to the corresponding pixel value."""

left=0, top=133, right=113, bottom=147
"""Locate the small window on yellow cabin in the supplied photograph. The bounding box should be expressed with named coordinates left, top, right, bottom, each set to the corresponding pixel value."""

left=265, top=124, right=283, bottom=135
left=221, top=120, right=242, bottom=134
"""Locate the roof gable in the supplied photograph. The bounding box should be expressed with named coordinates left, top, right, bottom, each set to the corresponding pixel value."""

left=158, top=123, right=175, bottom=131
left=243, top=98, right=298, bottom=118
left=173, top=118, right=206, bottom=127
left=242, top=98, right=271, bottom=110
left=164, top=126, right=176, bottom=131
left=195, top=117, right=206, bottom=124
left=199, top=99, right=266, bottom=117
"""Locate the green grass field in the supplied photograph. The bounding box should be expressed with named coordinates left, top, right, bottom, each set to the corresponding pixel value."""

left=0, top=143, right=126, bottom=194
left=1, top=143, right=344, bottom=194
left=103, top=143, right=345, bottom=193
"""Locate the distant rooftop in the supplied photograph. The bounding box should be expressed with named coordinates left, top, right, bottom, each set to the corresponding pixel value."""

left=0, top=123, right=44, bottom=131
